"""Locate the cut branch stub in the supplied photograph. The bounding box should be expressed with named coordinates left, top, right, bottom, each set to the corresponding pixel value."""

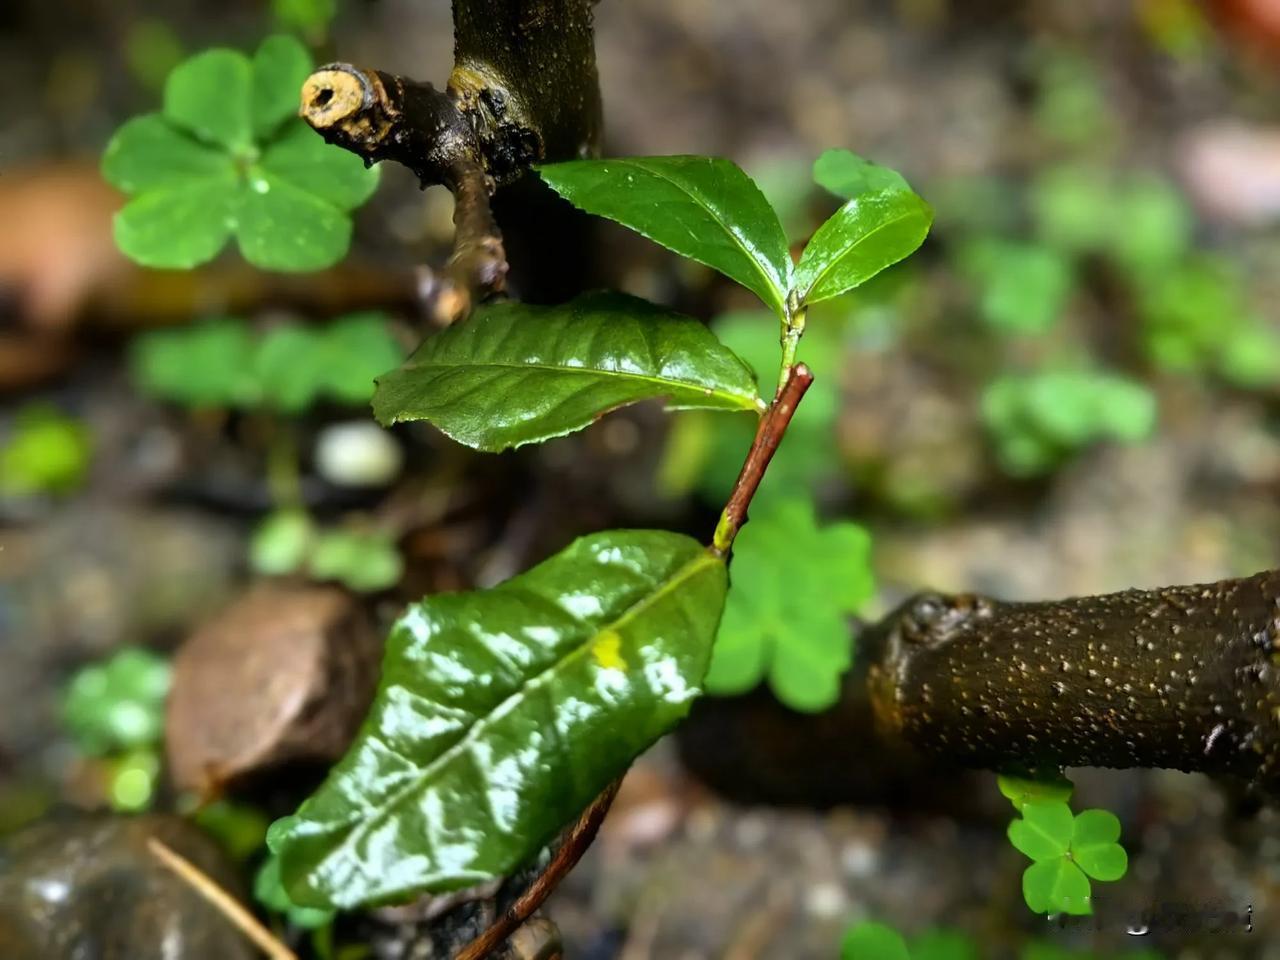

left=864, top=570, right=1280, bottom=792
left=300, top=66, right=479, bottom=186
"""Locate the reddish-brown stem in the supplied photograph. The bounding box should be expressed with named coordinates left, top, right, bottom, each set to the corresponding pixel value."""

left=712, top=362, right=815, bottom=555
left=454, top=778, right=623, bottom=960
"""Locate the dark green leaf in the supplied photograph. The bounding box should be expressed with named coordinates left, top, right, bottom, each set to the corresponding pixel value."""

left=164, top=49, right=253, bottom=153
left=372, top=292, right=763, bottom=452
left=251, top=35, right=314, bottom=140
left=813, top=149, right=911, bottom=199
left=840, top=921, right=910, bottom=960
left=268, top=530, right=727, bottom=908
left=1008, top=800, right=1073, bottom=862
left=1022, top=858, right=1092, bottom=915
left=538, top=157, right=792, bottom=318
left=793, top=191, right=932, bottom=305
left=704, top=496, right=874, bottom=712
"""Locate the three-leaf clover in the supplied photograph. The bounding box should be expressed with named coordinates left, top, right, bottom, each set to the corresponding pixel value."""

left=704, top=496, right=875, bottom=712
left=63, top=648, right=171, bottom=756
left=102, top=35, right=379, bottom=271
left=250, top=511, right=404, bottom=593
left=1008, top=798, right=1128, bottom=916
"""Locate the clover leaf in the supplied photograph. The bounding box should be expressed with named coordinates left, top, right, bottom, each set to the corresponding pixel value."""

left=841, top=921, right=910, bottom=960
left=102, top=35, right=379, bottom=271
left=1006, top=791, right=1129, bottom=917
left=0, top=405, right=92, bottom=497
left=704, top=496, right=874, bottom=712
left=307, top=529, right=403, bottom=593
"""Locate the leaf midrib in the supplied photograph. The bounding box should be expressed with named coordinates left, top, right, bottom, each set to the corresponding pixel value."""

left=797, top=196, right=927, bottom=302
left=321, top=548, right=721, bottom=882
left=391, top=355, right=763, bottom=411
left=593, top=159, right=789, bottom=319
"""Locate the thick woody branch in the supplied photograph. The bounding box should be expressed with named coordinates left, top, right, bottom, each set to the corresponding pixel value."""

left=863, top=570, right=1280, bottom=793
left=296, top=0, right=601, bottom=325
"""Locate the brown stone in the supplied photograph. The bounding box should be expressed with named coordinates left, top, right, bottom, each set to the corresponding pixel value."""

left=165, top=583, right=381, bottom=796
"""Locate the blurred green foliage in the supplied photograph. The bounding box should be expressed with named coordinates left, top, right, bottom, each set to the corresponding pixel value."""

left=705, top=497, right=874, bottom=712
left=132, top=313, right=403, bottom=411
left=255, top=854, right=335, bottom=930
left=981, top=371, right=1156, bottom=477
left=0, top=405, right=92, bottom=496
left=63, top=648, right=171, bottom=756
left=840, top=920, right=1162, bottom=960
left=250, top=509, right=403, bottom=592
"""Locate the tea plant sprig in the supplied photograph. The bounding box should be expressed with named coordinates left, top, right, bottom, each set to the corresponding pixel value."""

left=264, top=149, right=932, bottom=910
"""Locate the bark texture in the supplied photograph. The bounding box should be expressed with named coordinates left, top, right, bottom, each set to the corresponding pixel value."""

left=296, top=0, right=602, bottom=325
left=864, top=570, right=1280, bottom=792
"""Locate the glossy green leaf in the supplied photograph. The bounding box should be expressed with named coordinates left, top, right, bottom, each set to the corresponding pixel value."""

left=63, top=649, right=171, bottom=756
left=268, top=530, right=727, bottom=908
left=704, top=497, right=874, bottom=712
left=1008, top=800, right=1073, bottom=861
left=813, top=149, right=911, bottom=200
left=251, top=35, right=313, bottom=140
left=164, top=49, right=253, bottom=153
left=1071, top=809, right=1127, bottom=881
left=997, top=773, right=1073, bottom=812
left=372, top=292, right=763, bottom=452
left=794, top=190, right=931, bottom=305
left=840, top=921, right=910, bottom=960
left=538, top=157, right=792, bottom=318
left=1022, top=858, right=1092, bottom=915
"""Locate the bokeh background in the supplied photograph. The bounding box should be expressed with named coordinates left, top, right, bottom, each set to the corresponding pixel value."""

left=3, top=1, right=1280, bottom=958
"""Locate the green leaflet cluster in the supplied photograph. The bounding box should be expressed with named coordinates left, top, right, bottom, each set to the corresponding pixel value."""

left=131, top=313, right=402, bottom=412
left=999, top=774, right=1129, bottom=916
left=102, top=35, right=379, bottom=271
